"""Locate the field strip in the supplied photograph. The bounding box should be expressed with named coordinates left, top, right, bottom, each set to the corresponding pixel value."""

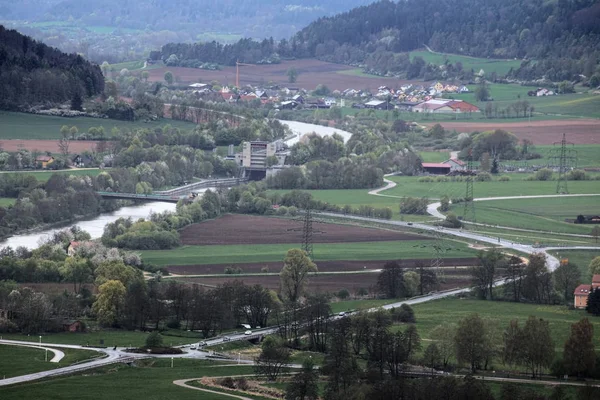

left=173, top=378, right=254, bottom=400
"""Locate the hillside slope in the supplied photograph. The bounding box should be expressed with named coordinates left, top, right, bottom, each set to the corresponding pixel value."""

left=0, top=25, right=104, bottom=110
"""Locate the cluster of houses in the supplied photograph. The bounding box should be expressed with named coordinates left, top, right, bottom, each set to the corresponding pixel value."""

left=185, top=81, right=479, bottom=114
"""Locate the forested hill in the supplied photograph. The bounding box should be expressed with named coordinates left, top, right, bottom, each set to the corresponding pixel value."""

left=0, top=25, right=104, bottom=110
left=290, top=0, right=600, bottom=80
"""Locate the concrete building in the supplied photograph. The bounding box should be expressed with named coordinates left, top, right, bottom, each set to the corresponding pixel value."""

left=236, top=141, right=287, bottom=180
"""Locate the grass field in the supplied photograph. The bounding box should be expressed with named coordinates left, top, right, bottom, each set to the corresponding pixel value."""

left=449, top=196, right=600, bottom=235
left=0, top=329, right=201, bottom=348
left=532, top=144, right=600, bottom=168
left=0, top=111, right=197, bottom=140
left=549, top=250, right=600, bottom=279
left=419, top=151, right=451, bottom=163
left=141, top=240, right=476, bottom=267
left=24, top=169, right=105, bottom=182
left=0, top=359, right=258, bottom=400
left=451, top=83, right=600, bottom=119
left=0, top=197, right=15, bottom=206
left=409, top=50, right=523, bottom=77
left=385, top=175, right=600, bottom=199
left=412, top=299, right=600, bottom=354
left=0, top=345, right=101, bottom=378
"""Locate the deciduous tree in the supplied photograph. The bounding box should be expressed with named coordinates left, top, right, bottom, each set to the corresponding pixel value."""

left=454, top=313, right=486, bottom=372
left=280, top=249, right=317, bottom=303
left=553, top=262, right=581, bottom=304
left=254, top=336, right=291, bottom=381
left=563, top=318, right=596, bottom=378
left=93, top=279, right=126, bottom=326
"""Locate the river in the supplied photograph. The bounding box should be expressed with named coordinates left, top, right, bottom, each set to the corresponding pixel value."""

left=0, top=202, right=177, bottom=250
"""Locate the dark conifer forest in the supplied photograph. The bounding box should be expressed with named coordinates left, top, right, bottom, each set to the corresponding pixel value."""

left=0, top=25, right=105, bottom=110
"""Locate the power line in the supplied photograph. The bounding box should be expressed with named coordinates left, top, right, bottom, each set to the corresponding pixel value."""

left=463, top=152, right=476, bottom=225
left=548, top=133, right=577, bottom=194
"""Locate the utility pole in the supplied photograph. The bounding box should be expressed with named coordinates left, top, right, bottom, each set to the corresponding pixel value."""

left=548, top=133, right=576, bottom=194
left=463, top=151, right=476, bottom=224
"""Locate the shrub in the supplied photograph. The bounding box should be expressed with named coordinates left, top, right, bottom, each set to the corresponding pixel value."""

left=337, top=288, right=350, bottom=300
left=218, top=377, right=236, bottom=389
left=435, top=176, right=449, bottom=182
left=287, top=206, right=298, bottom=216
left=418, top=177, right=434, bottom=183
left=498, top=176, right=510, bottom=181
left=400, top=196, right=429, bottom=215
left=441, top=212, right=463, bottom=228
left=475, top=172, right=492, bottom=182
left=166, top=319, right=181, bottom=329
left=567, top=169, right=587, bottom=181
left=534, top=168, right=553, bottom=181
left=235, top=377, right=249, bottom=391
left=356, top=287, right=368, bottom=296
left=398, top=304, right=416, bottom=323
left=275, top=206, right=288, bottom=215
left=261, top=266, right=270, bottom=273
left=145, top=332, right=164, bottom=348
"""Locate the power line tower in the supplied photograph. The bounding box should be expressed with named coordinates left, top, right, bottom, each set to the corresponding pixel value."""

left=548, top=133, right=577, bottom=194
left=301, top=207, right=314, bottom=259
left=430, top=229, right=445, bottom=282
left=463, top=151, right=476, bottom=225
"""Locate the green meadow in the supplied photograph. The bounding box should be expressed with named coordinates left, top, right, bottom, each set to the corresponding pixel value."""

left=0, top=111, right=197, bottom=140
left=409, top=50, right=523, bottom=77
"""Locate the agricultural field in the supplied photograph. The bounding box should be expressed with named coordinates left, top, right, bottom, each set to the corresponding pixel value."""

left=0, top=345, right=101, bottom=378
left=409, top=50, right=523, bottom=77
left=412, top=299, right=600, bottom=354
left=449, top=196, right=600, bottom=235
left=531, top=144, right=600, bottom=168
left=0, top=359, right=259, bottom=400
left=384, top=175, right=600, bottom=199
left=0, top=111, right=196, bottom=141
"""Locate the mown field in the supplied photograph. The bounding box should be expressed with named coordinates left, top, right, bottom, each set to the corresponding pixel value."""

left=0, top=345, right=101, bottom=378
left=385, top=175, right=600, bottom=199
left=0, top=359, right=259, bottom=400
left=411, top=299, right=600, bottom=354
left=0, top=111, right=196, bottom=140
left=0, top=197, right=15, bottom=206
left=409, top=50, right=523, bottom=77
left=141, top=239, right=476, bottom=267
left=449, top=195, right=600, bottom=235
left=531, top=144, right=600, bottom=168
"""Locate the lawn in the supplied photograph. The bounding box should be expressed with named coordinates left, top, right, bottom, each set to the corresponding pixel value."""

left=449, top=196, right=600, bottom=235
left=412, top=299, right=600, bottom=353
left=0, top=329, right=201, bottom=348
left=0, top=345, right=101, bottom=378
left=384, top=175, right=600, bottom=199
left=419, top=150, right=450, bottom=163
left=0, top=111, right=197, bottom=140
left=141, top=240, right=476, bottom=266
left=27, top=169, right=105, bottom=182
left=548, top=249, right=600, bottom=279
left=409, top=50, right=523, bottom=77
left=0, top=359, right=259, bottom=400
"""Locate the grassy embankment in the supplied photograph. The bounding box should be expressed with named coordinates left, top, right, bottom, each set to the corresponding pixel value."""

left=0, top=111, right=197, bottom=140
left=0, top=345, right=102, bottom=378
left=411, top=298, right=600, bottom=354
left=141, top=239, right=476, bottom=267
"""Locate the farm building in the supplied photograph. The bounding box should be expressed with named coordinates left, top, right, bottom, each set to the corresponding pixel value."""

left=422, top=162, right=451, bottom=175
left=444, top=158, right=466, bottom=171
left=412, top=99, right=479, bottom=114
left=36, top=155, right=54, bottom=169
left=574, top=275, right=600, bottom=308
left=365, top=100, right=394, bottom=110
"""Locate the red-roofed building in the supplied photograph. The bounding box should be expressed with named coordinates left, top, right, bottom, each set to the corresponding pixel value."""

left=67, top=241, right=81, bottom=257
left=447, top=100, right=480, bottom=113
left=422, top=162, right=451, bottom=175
left=574, top=274, right=600, bottom=308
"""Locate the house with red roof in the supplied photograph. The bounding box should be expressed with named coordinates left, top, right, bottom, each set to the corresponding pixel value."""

left=67, top=241, right=81, bottom=257
left=574, top=274, right=600, bottom=308
left=444, top=158, right=466, bottom=171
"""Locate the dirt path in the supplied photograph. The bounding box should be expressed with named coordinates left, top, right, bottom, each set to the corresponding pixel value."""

left=173, top=379, right=254, bottom=400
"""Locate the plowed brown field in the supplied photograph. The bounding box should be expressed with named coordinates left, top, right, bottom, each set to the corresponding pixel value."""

left=179, top=214, right=427, bottom=246
left=428, top=120, right=600, bottom=144
left=166, top=258, right=478, bottom=275
left=147, top=59, right=405, bottom=91
left=0, top=139, right=101, bottom=153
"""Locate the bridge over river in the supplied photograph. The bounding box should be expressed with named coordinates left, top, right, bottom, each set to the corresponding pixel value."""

left=97, top=178, right=246, bottom=203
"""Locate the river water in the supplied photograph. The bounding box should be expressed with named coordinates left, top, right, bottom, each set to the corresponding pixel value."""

left=0, top=202, right=177, bottom=250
